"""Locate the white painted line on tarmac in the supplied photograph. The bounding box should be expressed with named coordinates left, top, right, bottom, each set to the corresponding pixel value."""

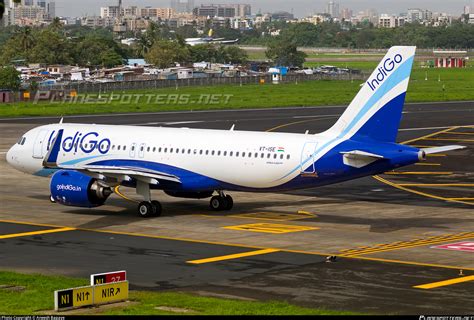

left=399, top=125, right=473, bottom=132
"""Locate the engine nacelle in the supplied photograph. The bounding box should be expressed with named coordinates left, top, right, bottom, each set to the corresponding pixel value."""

left=164, top=190, right=214, bottom=199
left=50, top=170, right=112, bottom=207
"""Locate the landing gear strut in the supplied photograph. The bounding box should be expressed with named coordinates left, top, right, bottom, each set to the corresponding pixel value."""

left=136, top=181, right=162, bottom=218
left=210, top=191, right=233, bottom=211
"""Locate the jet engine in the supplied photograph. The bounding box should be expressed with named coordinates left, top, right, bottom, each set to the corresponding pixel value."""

left=50, top=170, right=112, bottom=207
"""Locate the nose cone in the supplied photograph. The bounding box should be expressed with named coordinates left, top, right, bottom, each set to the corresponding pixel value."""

left=6, top=145, right=19, bottom=168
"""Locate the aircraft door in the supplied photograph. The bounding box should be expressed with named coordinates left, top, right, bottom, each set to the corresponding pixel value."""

left=300, top=142, right=318, bottom=174
left=32, top=129, right=50, bottom=159
left=130, top=143, right=137, bottom=158
left=138, top=143, right=146, bottom=158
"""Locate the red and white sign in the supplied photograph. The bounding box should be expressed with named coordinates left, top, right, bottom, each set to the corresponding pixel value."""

left=432, top=241, right=474, bottom=252
left=90, top=270, right=127, bottom=286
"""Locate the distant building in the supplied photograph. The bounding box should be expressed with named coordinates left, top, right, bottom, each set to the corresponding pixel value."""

left=194, top=4, right=251, bottom=18
left=141, top=7, right=175, bottom=19
left=340, top=8, right=352, bottom=20
left=469, top=13, right=474, bottom=24
left=170, top=0, right=194, bottom=14
left=100, top=6, right=121, bottom=18
left=378, top=14, right=405, bottom=28
left=271, top=11, right=294, bottom=21
left=407, top=8, right=432, bottom=23
left=326, top=1, right=339, bottom=18
left=463, top=5, right=470, bottom=15
left=433, top=50, right=468, bottom=68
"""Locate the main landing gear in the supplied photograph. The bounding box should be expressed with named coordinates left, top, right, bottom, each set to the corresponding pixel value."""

left=136, top=181, right=162, bottom=218
left=210, top=191, right=233, bottom=211
left=137, top=200, right=162, bottom=218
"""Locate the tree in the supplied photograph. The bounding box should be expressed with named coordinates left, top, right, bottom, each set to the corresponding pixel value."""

left=0, top=66, right=21, bottom=91
left=145, top=40, right=190, bottom=68
left=265, top=40, right=306, bottom=68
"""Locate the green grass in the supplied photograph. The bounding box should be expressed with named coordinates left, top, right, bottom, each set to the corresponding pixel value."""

left=0, top=271, right=354, bottom=315
left=1, top=61, right=473, bottom=118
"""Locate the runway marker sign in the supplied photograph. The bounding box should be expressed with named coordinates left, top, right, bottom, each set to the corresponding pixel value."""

left=432, top=241, right=474, bottom=252
left=54, top=285, right=93, bottom=310
left=90, top=270, right=127, bottom=285
left=93, top=281, right=129, bottom=305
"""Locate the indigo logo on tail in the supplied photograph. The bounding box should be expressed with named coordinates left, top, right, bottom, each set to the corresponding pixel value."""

left=367, top=54, right=403, bottom=92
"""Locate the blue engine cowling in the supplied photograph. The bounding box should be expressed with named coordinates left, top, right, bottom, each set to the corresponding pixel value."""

left=50, top=170, right=112, bottom=207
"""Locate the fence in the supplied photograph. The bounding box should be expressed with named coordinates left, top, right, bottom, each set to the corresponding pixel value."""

left=40, top=73, right=369, bottom=94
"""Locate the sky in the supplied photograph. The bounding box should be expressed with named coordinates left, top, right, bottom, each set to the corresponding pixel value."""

left=54, top=0, right=474, bottom=18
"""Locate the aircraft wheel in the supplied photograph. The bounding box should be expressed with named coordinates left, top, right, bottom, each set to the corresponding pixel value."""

left=138, top=201, right=154, bottom=218
left=225, top=195, right=233, bottom=210
left=151, top=200, right=162, bottom=217
left=210, top=196, right=228, bottom=211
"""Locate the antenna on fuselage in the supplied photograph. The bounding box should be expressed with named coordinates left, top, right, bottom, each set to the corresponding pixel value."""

left=59, top=117, right=64, bottom=124
left=230, top=124, right=235, bottom=131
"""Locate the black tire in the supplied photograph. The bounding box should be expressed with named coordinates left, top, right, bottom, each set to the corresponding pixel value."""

left=225, top=195, right=233, bottom=210
left=137, top=201, right=153, bottom=218
left=210, top=196, right=221, bottom=211
left=151, top=200, right=162, bottom=217
left=210, top=196, right=228, bottom=211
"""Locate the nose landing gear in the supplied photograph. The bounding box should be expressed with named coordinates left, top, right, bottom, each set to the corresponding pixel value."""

left=210, top=191, right=233, bottom=211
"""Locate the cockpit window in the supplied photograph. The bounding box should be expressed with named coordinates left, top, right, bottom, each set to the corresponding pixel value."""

left=18, top=137, right=26, bottom=145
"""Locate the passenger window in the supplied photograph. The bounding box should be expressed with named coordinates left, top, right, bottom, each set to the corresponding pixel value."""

left=267, top=153, right=270, bottom=158
left=254, top=153, right=258, bottom=158
left=217, top=151, right=221, bottom=156
left=132, top=145, right=135, bottom=151
left=211, top=150, right=215, bottom=155
left=118, top=145, right=121, bottom=150
left=147, top=147, right=150, bottom=152
left=230, top=151, right=233, bottom=156
left=273, top=154, right=277, bottom=159
left=236, top=152, right=239, bottom=157
left=176, top=149, right=179, bottom=154
left=206, top=150, right=209, bottom=155
left=123, top=146, right=126, bottom=151
left=164, top=148, right=168, bottom=153
left=280, top=154, right=284, bottom=159
left=188, top=149, right=191, bottom=154
left=261, top=153, right=264, bottom=158
left=199, top=150, right=203, bottom=155
left=182, top=149, right=185, bottom=153
left=153, top=147, right=156, bottom=152
left=223, top=151, right=227, bottom=156
left=170, top=148, right=174, bottom=153
left=287, top=154, right=290, bottom=160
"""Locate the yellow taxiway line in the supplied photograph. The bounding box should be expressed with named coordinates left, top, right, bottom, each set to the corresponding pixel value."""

left=414, top=275, right=474, bottom=289
left=383, top=171, right=452, bottom=175
left=187, top=248, right=280, bottom=264
left=1, top=219, right=474, bottom=272
left=0, top=227, right=75, bottom=239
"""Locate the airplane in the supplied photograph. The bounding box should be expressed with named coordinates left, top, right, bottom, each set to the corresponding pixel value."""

left=185, top=29, right=239, bottom=46
left=6, top=46, right=465, bottom=218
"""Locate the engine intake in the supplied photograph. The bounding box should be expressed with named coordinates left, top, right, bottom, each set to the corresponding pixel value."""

left=50, top=170, right=112, bottom=207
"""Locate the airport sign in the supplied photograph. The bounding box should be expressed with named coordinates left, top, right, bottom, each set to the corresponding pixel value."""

left=90, top=270, right=127, bottom=285
left=54, top=285, right=93, bottom=310
left=93, top=281, right=129, bottom=305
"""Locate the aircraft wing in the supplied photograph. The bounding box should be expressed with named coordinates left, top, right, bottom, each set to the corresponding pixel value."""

left=74, top=165, right=181, bottom=185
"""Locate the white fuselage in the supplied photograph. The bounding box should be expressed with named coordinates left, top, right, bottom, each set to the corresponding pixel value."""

left=7, top=123, right=329, bottom=190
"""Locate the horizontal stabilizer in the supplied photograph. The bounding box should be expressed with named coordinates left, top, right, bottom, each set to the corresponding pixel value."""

left=422, top=145, right=466, bottom=154
left=340, top=150, right=384, bottom=168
